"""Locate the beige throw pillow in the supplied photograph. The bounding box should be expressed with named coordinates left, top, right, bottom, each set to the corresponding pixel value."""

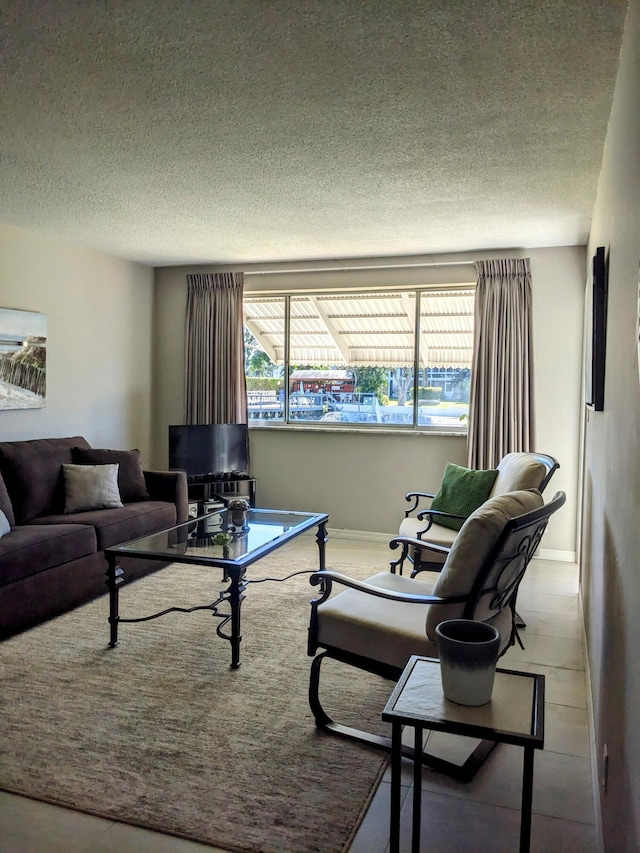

left=62, top=463, right=123, bottom=513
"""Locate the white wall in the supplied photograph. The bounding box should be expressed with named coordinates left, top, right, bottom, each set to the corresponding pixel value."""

left=0, top=223, right=155, bottom=459
left=153, top=245, right=584, bottom=555
left=581, top=0, right=640, bottom=848
left=528, top=245, right=586, bottom=557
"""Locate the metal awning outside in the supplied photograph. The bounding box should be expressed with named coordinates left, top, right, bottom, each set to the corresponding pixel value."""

left=289, top=369, right=353, bottom=381
left=243, top=289, right=475, bottom=369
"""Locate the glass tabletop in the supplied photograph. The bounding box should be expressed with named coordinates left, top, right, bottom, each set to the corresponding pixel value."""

left=106, top=508, right=328, bottom=568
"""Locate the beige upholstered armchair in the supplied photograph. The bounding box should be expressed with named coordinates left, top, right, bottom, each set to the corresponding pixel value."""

left=308, top=488, right=565, bottom=781
left=396, top=452, right=559, bottom=576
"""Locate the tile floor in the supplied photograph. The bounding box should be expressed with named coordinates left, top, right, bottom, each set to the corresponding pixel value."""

left=0, top=536, right=595, bottom=853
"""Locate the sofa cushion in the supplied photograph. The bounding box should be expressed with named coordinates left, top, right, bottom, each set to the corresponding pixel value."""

left=0, top=509, right=10, bottom=538
left=0, top=436, right=90, bottom=523
left=63, top=463, right=124, bottom=513
left=0, top=523, right=97, bottom=586
left=430, top=462, right=499, bottom=531
left=29, top=500, right=177, bottom=549
left=72, top=447, right=150, bottom=503
left=0, top=471, right=15, bottom=527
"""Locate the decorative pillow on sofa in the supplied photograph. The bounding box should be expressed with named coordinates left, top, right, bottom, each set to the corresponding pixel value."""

left=430, top=462, right=499, bottom=531
left=0, top=436, right=90, bottom=523
left=62, top=464, right=124, bottom=513
left=72, top=447, right=150, bottom=503
left=0, top=508, right=10, bottom=538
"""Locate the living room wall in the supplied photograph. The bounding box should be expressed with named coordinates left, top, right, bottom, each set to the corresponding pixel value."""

left=580, top=0, right=640, bottom=848
left=0, top=223, right=155, bottom=459
left=153, top=244, right=583, bottom=557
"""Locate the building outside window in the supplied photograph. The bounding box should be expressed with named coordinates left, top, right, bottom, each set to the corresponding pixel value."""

left=243, top=287, right=474, bottom=431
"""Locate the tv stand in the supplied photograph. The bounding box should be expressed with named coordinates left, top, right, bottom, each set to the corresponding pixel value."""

left=187, top=473, right=256, bottom=507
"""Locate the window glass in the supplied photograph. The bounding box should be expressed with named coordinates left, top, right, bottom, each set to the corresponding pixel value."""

left=417, top=290, right=474, bottom=429
left=244, top=296, right=286, bottom=421
left=243, top=287, right=473, bottom=430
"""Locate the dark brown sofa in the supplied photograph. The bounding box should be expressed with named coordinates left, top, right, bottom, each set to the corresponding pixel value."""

left=0, top=436, right=188, bottom=639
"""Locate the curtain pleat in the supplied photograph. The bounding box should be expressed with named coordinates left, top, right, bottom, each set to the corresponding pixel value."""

left=184, top=272, right=247, bottom=425
left=467, top=259, right=535, bottom=470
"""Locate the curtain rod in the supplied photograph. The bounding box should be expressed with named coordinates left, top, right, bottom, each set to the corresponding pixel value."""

left=244, top=259, right=478, bottom=276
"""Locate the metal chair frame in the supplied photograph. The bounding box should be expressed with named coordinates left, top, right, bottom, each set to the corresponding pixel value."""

left=399, top=452, right=560, bottom=577
left=308, top=491, right=566, bottom=782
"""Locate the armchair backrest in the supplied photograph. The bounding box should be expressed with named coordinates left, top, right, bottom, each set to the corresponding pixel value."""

left=490, top=452, right=559, bottom=498
left=425, top=488, right=566, bottom=640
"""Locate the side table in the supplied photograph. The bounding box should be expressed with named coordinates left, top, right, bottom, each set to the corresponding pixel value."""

left=382, top=655, right=545, bottom=853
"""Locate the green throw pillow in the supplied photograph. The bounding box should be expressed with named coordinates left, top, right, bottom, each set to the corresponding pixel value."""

left=430, top=462, right=499, bottom=531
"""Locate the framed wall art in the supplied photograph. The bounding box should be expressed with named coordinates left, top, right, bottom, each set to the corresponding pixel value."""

left=585, top=246, right=607, bottom=411
left=0, top=307, right=47, bottom=410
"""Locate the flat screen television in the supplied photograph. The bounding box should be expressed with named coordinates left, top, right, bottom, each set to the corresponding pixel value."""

left=168, top=424, right=249, bottom=478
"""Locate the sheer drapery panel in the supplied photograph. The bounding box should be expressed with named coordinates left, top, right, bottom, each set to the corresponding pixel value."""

left=184, top=272, right=247, bottom=425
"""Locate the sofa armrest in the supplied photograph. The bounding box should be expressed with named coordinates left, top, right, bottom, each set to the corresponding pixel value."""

left=143, top=470, right=189, bottom=524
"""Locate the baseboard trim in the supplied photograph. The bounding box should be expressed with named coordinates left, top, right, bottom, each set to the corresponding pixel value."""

left=538, top=548, right=576, bottom=562
left=327, top=528, right=392, bottom=543
left=580, top=589, right=604, bottom=853
left=329, top=530, right=577, bottom=564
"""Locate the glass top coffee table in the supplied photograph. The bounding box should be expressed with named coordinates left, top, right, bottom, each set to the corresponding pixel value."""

left=104, top=508, right=328, bottom=668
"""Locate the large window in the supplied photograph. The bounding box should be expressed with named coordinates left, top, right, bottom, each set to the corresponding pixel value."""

left=243, top=287, right=474, bottom=430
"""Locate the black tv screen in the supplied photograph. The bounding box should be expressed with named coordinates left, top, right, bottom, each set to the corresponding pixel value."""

left=168, top=424, right=249, bottom=477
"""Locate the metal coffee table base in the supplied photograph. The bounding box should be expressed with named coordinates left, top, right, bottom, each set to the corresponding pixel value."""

left=105, top=510, right=328, bottom=668
left=106, top=558, right=250, bottom=668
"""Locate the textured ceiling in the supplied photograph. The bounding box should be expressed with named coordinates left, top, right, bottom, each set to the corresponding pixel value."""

left=0, top=1, right=628, bottom=266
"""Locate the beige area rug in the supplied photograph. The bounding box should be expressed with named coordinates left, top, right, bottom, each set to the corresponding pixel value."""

left=0, top=552, right=394, bottom=853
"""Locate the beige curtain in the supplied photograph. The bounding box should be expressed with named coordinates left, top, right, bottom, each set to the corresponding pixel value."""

left=467, top=259, right=534, bottom=469
left=184, top=272, right=247, bottom=425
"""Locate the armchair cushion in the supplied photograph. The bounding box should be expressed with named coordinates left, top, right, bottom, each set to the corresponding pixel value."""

left=492, top=453, right=549, bottom=495
left=317, top=571, right=439, bottom=669
left=430, top=463, right=499, bottom=530
left=316, top=571, right=513, bottom=671
left=425, top=488, right=544, bottom=639
left=398, top=516, right=458, bottom=548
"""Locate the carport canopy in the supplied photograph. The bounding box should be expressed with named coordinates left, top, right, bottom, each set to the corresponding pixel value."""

left=243, top=288, right=475, bottom=369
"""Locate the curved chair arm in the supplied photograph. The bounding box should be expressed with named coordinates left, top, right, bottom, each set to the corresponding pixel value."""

left=415, top=507, right=466, bottom=532
left=388, top=535, right=452, bottom=574
left=390, top=535, right=451, bottom=556
left=404, top=490, right=436, bottom=516
left=309, top=569, right=467, bottom=607
left=402, top=493, right=466, bottom=535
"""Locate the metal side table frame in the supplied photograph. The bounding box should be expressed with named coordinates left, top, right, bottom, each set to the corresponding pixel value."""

left=382, top=655, right=545, bottom=853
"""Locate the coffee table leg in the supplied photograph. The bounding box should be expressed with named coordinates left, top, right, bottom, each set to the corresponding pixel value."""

left=316, top=520, right=328, bottom=571
left=106, top=554, right=124, bottom=648
left=227, top=569, right=245, bottom=669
